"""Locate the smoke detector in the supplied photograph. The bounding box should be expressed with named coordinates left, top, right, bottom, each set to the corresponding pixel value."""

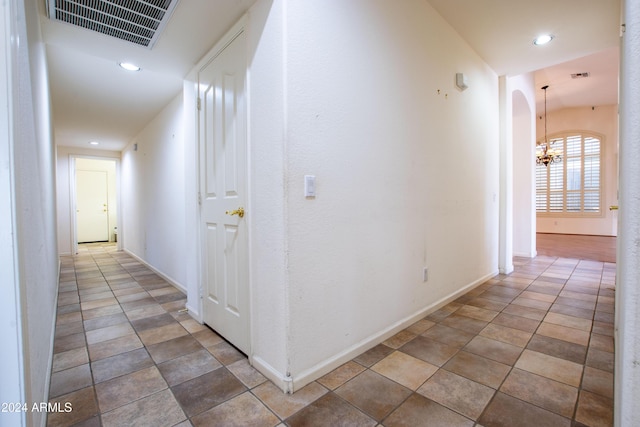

left=47, top=0, right=180, bottom=49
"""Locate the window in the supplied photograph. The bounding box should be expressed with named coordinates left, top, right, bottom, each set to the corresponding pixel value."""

left=536, top=132, right=602, bottom=215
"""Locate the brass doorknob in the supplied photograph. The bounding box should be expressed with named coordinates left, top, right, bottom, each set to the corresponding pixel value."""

left=225, top=207, right=245, bottom=218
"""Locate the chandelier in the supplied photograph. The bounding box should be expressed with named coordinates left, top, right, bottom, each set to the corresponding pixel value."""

left=536, top=85, right=562, bottom=166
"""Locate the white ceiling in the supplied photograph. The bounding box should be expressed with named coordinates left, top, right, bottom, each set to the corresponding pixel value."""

left=40, top=0, right=621, bottom=152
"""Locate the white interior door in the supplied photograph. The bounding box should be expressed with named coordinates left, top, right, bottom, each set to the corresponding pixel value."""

left=199, top=29, right=249, bottom=354
left=76, top=169, right=109, bottom=242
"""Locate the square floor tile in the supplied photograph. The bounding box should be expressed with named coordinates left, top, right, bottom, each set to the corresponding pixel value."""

left=87, top=333, right=143, bottom=361
left=543, top=312, right=592, bottom=331
left=500, top=368, right=578, bottom=418
left=417, top=369, right=494, bottom=420
left=586, top=347, right=614, bottom=373
left=253, top=381, right=327, bottom=420
left=285, top=392, right=376, bottom=427
left=317, top=361, right=366, bottom=390
left=526, top=334, right=587, bottom=364
left=463, top=335, right=523, bottom=365
left=536, top=322, right=590, bottom=346
left=52, top=347, right=89, bottom=373
left=191, top=392, right=280, bottom=427
left=372, top=351, right=438, bottom=390
left=91, top=347, right=154, bottom=383
left=171, top=368, right=246, bottom=417
left=138, top=322, right=189, bottom=346
left=352, top=344, right=394, bottom=367
left=421, top=324, right=475, bottom=348
left=146, top=334, right=204, bottom=364
left=226, top=359, right=268, bottom=389
left=47, top=386, right=99, bottom=427
left=582, top=366, right=614, bottom=399
left=479, top=323, right=532, bottom=348
left=95, top=366, right=168, bottom=412
left=478, top=392, right=571, bottom=427
left=85, top=322, right=135, bottom=345
left=442, top=351, right=510, bottom=389
left=335, top=370, right=411, bottom=421
left=515, top=349, right=583, bottom=387
left=49, top=364, right=93, bottom=398
left=158, top=348, right=222, bottom=386
left=383, top=330, right=417, bottom=349
left=384, top=393, right=474, bottom=427
left=575, top=390, right=614, bottom=427
left=101, top=388, right=186, bottom=427
left=440, top=314, right=488, bottom=334
left=399, top=336, right=459, bottom=366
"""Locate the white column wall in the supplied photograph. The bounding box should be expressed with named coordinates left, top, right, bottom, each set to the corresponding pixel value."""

left=616, top=0, right=640, bottom=424
left=510, top=74, right=537, bottom=258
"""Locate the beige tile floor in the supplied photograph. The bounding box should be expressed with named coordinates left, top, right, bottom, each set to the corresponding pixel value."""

left=48, top=243, right=615, bottom=426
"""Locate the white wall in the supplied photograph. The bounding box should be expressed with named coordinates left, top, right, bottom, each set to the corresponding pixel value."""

left=510, top=74, right=537, bottom=257
left=0, top=0, right=59, bottom=425
left=121, top=94, right=187, bottom=291
left=245, top=0, right=290, bottom=385
left=616, top=1, right=640, bottom=425
left=536, top=105, right=618, bottom=236
left=56, top=147, right=120, bottom=255
left=256, top=0, right=500, bottom=389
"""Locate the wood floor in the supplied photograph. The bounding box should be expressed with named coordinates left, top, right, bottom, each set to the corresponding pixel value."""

left=536, top=233, right=617, bottom=263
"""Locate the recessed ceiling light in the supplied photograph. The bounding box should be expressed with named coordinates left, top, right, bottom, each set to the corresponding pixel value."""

left=89, top=141, right=99, bottom=146
left=533, top=34, right=554, bottom=46
left=118, top=62, right=141, bottom=72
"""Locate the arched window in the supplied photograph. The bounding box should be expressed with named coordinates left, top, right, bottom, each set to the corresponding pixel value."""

left=536, top=132, right=602, bottom=215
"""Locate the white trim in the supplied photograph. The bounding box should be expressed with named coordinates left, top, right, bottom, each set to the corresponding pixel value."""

left=287, top=271, right=498, bottom=393
left=250, top=356, right=294, bottom=394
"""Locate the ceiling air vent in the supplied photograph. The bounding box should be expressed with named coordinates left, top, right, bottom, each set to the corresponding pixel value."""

left=47, top=0, right=180, bottom=49
left=571, top=72, right=590, bottom=79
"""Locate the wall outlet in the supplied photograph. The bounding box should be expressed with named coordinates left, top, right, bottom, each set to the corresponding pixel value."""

left=423, top=267, right=429, bottom=282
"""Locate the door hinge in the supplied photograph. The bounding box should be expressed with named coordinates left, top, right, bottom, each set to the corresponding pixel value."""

left=198, top=192, right=202, bottom=205
left=197, top=97, right=201, bottom=111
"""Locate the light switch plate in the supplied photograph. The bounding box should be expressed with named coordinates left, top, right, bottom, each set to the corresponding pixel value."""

left=304, top=175, right=316, bottom=197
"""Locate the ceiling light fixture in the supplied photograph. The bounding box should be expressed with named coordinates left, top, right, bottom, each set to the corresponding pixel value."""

left=533, top=34, right=554, bottom=46
left=89, top=141, right=99, bottom=146
left=536, top=85, right=562, bottom=167
left=118, top=62, right=141, bottom=72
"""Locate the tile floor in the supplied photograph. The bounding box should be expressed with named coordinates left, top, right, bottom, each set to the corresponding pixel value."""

left=48, top=243, right=615, bottom=426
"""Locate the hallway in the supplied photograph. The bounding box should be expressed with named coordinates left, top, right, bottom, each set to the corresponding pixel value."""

left=48, top=244, right=614, bottom=426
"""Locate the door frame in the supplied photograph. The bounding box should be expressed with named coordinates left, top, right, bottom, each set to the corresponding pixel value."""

left=194, top=17, right=252, bottom=353
left=69, top=154, right=122, bottom=254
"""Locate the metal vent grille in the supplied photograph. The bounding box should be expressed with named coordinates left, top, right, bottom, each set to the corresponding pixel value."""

left=47, top=0, right=180, bottom=48
left=571, top=72, right=590, bottom=79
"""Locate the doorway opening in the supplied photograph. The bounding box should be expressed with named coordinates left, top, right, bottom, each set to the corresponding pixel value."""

left=72, top=156, right=120, bottom=254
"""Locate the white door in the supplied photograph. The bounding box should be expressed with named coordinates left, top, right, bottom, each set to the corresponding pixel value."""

left=77, top=169, right=109, bottom=242
left=199, top=30, right=249, bottom=354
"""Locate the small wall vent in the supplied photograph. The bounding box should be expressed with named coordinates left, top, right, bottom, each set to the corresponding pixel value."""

left=47, top=0, right=180, bottom=49
left=571, top=72, right=590, bottom=79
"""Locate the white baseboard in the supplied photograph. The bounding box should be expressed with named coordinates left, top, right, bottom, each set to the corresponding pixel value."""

left=123, top=249, right=187, bottom=295
left=251, top=355, right=294, bottom=394
left=288, top=270, right=499, bottom=392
